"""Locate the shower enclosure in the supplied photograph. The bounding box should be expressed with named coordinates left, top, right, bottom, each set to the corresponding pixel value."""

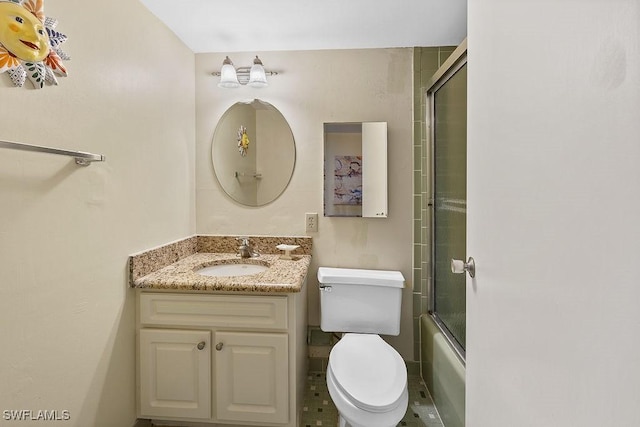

left=415, top=41, right=467, bottom=427
left=428, top=49, right=467, bottom=358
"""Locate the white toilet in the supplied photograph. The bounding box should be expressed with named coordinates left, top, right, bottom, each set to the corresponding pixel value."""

left=318, top=267, right=408, bottom=427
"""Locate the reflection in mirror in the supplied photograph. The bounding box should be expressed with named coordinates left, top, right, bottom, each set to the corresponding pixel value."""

left=212, top=99, right=296, bottom=206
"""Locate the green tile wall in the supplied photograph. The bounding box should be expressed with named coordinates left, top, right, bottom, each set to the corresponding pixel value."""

left=412, top=47, right=456, bottom=360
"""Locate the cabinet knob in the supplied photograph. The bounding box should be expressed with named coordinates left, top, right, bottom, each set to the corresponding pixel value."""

left=197, top=341, right=206, bottom=350
left=215, top=342, right=224, bottom=351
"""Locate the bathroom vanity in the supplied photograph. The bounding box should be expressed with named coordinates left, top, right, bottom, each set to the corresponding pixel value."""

left=130, top=235, right=311, bottom=427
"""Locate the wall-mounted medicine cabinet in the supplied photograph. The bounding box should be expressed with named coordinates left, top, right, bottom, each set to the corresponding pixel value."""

left=323, top=122, right=388, bottom=218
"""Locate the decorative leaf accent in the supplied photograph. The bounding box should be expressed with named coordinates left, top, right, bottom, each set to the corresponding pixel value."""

left=24, top=62, right=46, bottom=89
left=44, top=16, right=57, bottom=29
left=46, top=27, right=67, bottom=48
left=8, top=66, right=26, bottom=87
left=44, top=66, right=57, bottom=85
left=44, top=49, right=66, bottom=76
left=0, top=46, right=20, bottom=73
left=53, top=47, right=70, bottom=61
left=23, top=0, right=46, bottom=22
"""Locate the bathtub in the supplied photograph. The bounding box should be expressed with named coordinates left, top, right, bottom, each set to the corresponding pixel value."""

left=420, top=314, right=465, bottom=427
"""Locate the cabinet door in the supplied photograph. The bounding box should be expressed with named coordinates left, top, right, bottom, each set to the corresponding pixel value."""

left=215, top=331, right=288, bottom=424
left=139, top=329, right=211, bottom=419
left=362, top=121, right=388, bottom=217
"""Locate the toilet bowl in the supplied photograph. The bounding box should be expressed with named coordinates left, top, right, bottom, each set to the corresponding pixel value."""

left=326, top=333, right=408, bottom=427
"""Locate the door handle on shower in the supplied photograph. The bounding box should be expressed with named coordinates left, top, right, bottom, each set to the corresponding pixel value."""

left=451, top=257, right=475, bottom=278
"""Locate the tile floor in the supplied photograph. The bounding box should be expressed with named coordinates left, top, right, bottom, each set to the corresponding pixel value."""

left=301, top=371, right=444, bottom=427
left=137, top=371, right=444, bottom=427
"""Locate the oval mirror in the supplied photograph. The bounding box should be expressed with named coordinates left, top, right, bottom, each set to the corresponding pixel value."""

left=212, top=99, right=296, bottom=206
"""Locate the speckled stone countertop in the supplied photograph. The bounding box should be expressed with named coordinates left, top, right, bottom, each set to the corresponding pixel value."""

left=129, top=235, right=312, bottom=293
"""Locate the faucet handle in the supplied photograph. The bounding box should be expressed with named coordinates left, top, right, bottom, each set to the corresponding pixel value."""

left=235, top=237, right=259, bottom=258
left=236, top=237, right=250, bottom=246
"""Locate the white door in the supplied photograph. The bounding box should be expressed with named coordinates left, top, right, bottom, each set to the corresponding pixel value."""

left=467, top=1, right=640, bottom=426
left=139, top=329, right=211, bottom=419
left=214, top=331, right=289, bottom=424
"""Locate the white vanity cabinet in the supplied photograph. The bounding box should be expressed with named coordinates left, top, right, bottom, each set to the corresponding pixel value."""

left=214, top=331, right=289, bottom=424
left=139, top=328, right=212, bottom=419
left=136, top=287, right=307, bottom=427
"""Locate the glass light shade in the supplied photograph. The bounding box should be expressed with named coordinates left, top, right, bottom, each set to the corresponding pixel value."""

left=218, top=62, right=240, bottom=88
left=248, top=58, right=268, bottom=88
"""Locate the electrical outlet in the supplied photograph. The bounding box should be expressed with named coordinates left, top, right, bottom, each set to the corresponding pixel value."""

left=305, top=213, right=318, bottom=232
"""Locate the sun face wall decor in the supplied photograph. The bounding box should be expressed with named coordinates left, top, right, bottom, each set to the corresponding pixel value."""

left=0, top=0, right=69, bottom=89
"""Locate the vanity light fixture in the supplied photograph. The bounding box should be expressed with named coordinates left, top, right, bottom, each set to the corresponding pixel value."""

left=213, top=56, right=277, bottom=88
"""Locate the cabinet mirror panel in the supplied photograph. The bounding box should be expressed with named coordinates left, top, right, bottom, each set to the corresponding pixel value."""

left=323, top=122, right=388, bottom=218
left=212, top=99, right=296, bottom=206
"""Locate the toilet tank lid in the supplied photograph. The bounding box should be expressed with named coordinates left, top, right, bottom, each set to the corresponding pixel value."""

left=317, top=267, right=405, bottom=288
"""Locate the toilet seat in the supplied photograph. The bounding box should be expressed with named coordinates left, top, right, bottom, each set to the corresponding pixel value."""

left=328, top=333, right=407, bottom=413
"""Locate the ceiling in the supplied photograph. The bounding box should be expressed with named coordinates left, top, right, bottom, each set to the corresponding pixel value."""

left=139, top=0, right=468, bottom=53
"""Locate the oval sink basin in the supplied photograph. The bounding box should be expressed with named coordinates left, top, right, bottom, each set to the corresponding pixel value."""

left=196, top=263, right=269, bottom=277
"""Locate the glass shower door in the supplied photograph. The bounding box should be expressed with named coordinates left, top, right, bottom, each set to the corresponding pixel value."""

left=430, top=61, right=467, bottom=354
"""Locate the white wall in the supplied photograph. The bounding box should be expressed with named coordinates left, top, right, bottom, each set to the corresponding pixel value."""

left=467, top=1, right=640, bottom=426
left=195, top=49, right=415, bottom=359
left=0, top=0, right=195, bottom=425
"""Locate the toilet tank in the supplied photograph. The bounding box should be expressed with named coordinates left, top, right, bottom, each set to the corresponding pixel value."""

left=317, top=267, right=405, bottom=336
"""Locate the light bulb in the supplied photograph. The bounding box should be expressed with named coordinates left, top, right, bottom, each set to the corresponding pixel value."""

left=248, top=56, right=268, bottom=88
left=218, top=56, right=240, bottom=88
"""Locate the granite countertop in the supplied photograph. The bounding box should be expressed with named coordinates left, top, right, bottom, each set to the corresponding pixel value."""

left=129, top=235, right=312, bottom=294
left=133, top=252, right=311, bottom=293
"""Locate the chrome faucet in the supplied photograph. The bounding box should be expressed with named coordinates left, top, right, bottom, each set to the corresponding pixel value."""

left=237, top=237, right=260, bottom=258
